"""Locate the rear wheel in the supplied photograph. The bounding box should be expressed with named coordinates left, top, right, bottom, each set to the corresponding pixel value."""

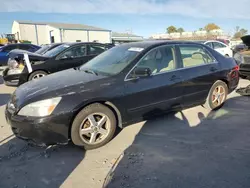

left=28, top=70, right=47, bottom=81
left=71, top=103, right=117, bottom=150
left=204, top=80, right=228, bottom=110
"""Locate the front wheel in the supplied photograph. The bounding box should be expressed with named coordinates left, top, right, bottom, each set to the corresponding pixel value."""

left=203, top=80, right=228, bottom=110
left=71, top=103, right=117, bottom=150
left=28, top=70, right=47, bottom=81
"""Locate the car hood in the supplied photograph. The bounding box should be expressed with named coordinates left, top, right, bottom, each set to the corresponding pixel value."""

left=14, top=68, right=110, bottom=108
left=241, top=35, right=250, bottom=47
left=9, top=50, right=49, bottom=61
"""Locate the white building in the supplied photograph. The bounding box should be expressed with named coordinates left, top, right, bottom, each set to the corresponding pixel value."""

left=12, top=20, right=112, bottom=45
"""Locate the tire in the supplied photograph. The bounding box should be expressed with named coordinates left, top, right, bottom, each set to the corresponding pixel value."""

left=240, top=75, right=248, bottom=79
left=71, top=103, right=117, bottom=150
left=203, top=80, right=228, bottom=110
left=28, top=70, right=48, bottom=81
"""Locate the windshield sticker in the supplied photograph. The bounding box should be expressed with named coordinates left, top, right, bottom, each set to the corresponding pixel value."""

left=63, top=45, right=70, bottom=48
left=128, top=47, right=144, bottom=52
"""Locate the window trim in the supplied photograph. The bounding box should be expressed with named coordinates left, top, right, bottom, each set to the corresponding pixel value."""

left=124, top=44, right=178, bottom=81
left=178, top=44, right=218, bottom=69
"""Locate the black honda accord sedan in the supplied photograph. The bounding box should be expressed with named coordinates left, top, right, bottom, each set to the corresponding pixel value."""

left=5, top=41, right=239, bottom=150
left=3, top=42, right=110, bottom=86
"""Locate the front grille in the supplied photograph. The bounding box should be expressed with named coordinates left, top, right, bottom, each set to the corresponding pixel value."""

left=243, top=55, right=250, bottom=64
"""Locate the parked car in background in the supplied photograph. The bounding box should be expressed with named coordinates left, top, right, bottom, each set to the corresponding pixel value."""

left=216, top=39, right=231, bottom=46
left=232, top=43, right=248, bottom=56
left=5, top=41, right=239, bottom=150
left=8, top=43, right=64, bottom=59
left=3, top=42, right=111, bottom=85
left=234, top=35, right=250, bottom=79
left=195, top=40, right=233, bottom=57
left=0, top=43, right=40, bottom=66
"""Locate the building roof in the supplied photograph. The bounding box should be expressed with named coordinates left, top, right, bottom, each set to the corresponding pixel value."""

left=112, top=32, right=143, bottom=38
left=15, top=20, right=111, bottom=31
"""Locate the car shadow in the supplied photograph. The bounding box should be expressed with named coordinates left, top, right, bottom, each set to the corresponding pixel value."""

left=105, top=96, right=250, bottom=188
left=0, top=93, right=11, bottom=106
left=0, top=137, right=85, bottom=188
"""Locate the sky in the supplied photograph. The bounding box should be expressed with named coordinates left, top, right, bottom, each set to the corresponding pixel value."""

left=1, top=0, right=250, bottom=37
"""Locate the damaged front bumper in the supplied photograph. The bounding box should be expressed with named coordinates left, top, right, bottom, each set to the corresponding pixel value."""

left=2, top=67, right=29, bottom=86
left=5, top=106, right=71, bottom=145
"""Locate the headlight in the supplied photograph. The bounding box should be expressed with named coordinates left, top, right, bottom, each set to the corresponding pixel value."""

left=18, top=97, right=62, bottom=117
left=7, top=69, right=23, bottom=75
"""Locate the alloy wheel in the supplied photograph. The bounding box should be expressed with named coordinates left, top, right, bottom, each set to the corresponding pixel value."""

left=32, top=73, right=46, bottom=80
left=79, top=113, right=111, bottom=145
left=212, top=85, right=226, bottom=107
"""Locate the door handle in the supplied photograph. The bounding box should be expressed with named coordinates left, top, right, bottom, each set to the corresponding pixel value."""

left=170, top=75, right=180, bottom=81
left=210, top=67, right=217, bottom=72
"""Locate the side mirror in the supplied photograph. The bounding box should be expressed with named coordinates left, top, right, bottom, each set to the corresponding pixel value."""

left=133, top=67, right=152, bottom=77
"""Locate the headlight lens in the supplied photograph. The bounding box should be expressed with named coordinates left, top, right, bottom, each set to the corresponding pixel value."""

left=8, top=69, right=23, bottom=75
left=18, top=97, right=62, bottom=117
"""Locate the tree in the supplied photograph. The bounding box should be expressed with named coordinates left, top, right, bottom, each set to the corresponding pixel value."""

left=204, top=23, right=220, bottom=32
left=234, top=27, right=248, bottom=38
left=177, top=27, right=185, bottom=33
left=167, top=26, right=177, bottom=34
left=199, top=28, right=204, bottom=31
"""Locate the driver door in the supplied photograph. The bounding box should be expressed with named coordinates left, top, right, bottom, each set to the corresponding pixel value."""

left=123, top=45, right=184, bottom=121
left=55, top=44, right=87, bottom=71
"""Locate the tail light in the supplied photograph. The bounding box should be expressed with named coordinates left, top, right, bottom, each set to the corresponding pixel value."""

left=233, top=65, right=239, bottom=71
left=231, top=65, right=239, bottom=79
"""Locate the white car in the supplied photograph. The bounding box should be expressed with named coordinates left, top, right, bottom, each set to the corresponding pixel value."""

left=196, top=40, right=233, bottom=57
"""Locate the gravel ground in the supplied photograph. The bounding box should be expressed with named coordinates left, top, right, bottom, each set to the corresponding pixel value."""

left=0, top=70, right=250, bottom=188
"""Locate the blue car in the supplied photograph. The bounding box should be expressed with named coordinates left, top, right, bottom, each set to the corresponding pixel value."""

left=0, top=43, right=40, bottom=66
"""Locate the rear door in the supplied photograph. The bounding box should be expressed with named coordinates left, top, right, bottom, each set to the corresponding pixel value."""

left=123, top=44, right=185, bottom=120
left=54, top=44, right=87, bottom=71
left=176, top=44, right=221, bottom=107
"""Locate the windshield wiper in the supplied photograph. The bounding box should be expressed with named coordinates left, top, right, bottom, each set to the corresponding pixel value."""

left=83, top=69, right=98, bottom=76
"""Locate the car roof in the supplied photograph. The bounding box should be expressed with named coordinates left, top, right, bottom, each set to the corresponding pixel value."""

left=117, top=40, right=207, bottom=49
left=63, top=42, right=108, bottom=46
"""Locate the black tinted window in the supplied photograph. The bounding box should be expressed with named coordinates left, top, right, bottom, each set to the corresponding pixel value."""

left=89, top=44, right=106, bottom=55
left=60, top=45, right=86, bottom=58
left=179, top=45, right=214, bottom=68
left=19, top=45, right=32, bottom=51
left=3, top=45, right=18, bottom=52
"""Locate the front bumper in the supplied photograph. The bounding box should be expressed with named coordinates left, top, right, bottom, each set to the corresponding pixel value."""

left=2, top=68, right=29, bottom=86
left=5, top=107, right=72, bottom=145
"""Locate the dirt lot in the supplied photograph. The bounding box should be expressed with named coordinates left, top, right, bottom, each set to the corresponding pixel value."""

left=1, top=68, right=250, bottom=188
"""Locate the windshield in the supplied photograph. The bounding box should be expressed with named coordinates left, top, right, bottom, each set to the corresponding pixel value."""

left=35, top=45, right=51, bottom=55
left=80, top=45, right=142, bottom=75
left=43, top=44, right=70, bottom=57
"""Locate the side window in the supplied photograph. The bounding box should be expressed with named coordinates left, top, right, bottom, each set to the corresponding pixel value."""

left=89, top=45, right=106, bottom=55
left=19, top=45, right=32, bottom=51
left=179, top=45, right=214, bottom=68
left=2, top=45, right=18, bottom=52
left=60, top=45, right=86, bottom=59
left=213, top=42, right=226, bottom=49
left=206, top=42, right=213, bottom=49
left=136, top=45, right=176, bottom=74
